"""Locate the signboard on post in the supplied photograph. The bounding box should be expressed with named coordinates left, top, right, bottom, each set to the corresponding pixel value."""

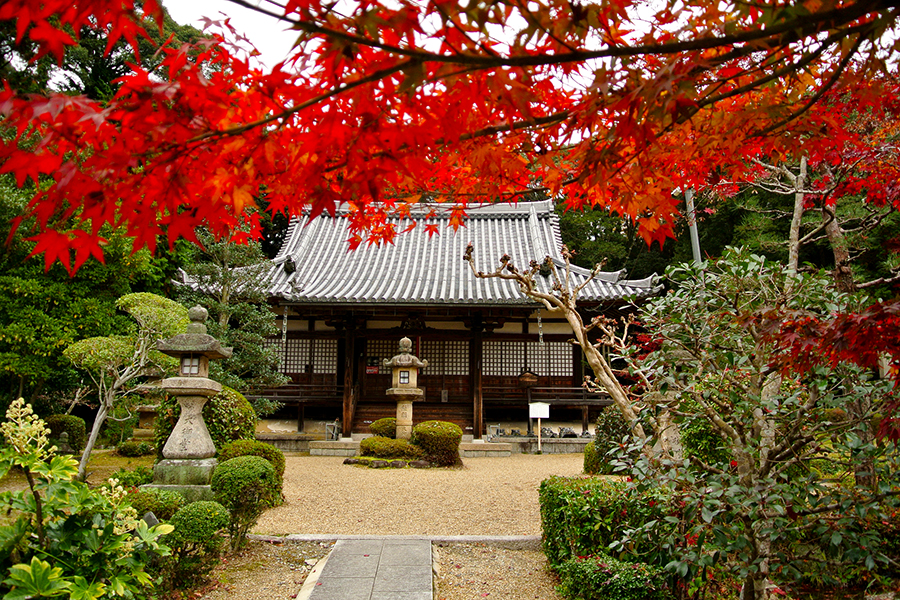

left=529, top=402, right=550, bottom=453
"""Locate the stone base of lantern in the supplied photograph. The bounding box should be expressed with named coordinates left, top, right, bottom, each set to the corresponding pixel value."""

left=144, top=458, right=218, bottom=503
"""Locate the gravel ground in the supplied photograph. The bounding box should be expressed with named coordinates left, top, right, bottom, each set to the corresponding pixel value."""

left=256, top=453, right=586, bottom=536
left=196, top=453, right=581, bottom=600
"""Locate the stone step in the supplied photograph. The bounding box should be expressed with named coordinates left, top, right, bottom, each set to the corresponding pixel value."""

left=459, top=442, right=512, bottom=458
left=309, top=440, right=360, bottom=456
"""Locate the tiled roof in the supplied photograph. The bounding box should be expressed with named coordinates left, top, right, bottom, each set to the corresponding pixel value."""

left=263, top=201, right=660, bottom=305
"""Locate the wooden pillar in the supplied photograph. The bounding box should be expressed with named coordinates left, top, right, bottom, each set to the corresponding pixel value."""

left=341, top=326, right=356, bottom=437
left=296, top=403, right=305, bottom=433
left=582, top=406, right=590, bottom=435
left=470, top=320, right=484, bottom=439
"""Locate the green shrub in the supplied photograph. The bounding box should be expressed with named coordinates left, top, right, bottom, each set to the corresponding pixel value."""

left=211, top=456, right=279, bottom=551
left=360, top=436, right=424, bottom=460
left=411, top=420, right=462, bottom=467
left=44, top=414, right=86, bottom=452
left=369, top=417, right=397, bottom=438
left=680, top=410, right=731, bottom=467
left=219, top=439, right=286, bottom=505
left=556, top=553, right=674, bottom=600
left=112, top=465, right=154, bottom=488
left=539, top=476, right=671, bottom=568
left=126, top=487, right=186, bottom=521
left=116, top=439, right=154, bottom=457
left=154, top=386, right=256, bottom=458
left=160, top=501, right=230, bottom=590
left=586, top=407, right=630, bottom=475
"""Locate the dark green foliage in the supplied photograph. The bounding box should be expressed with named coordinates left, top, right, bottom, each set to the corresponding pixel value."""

left=360, top=436, right=424, bottom=460
left=219, top=439, right=285, bottom=504
left=160, top=501, right=230, bottom=590
left=111, top=465, right=153, bottom=488
left=115, top=440, right=154, bottom=457
left=44, top=414, right=86, bottom=452
left=176, top=232, right=288, bottom=395
left=369, top=417, right=397, bottom=438
left=556, top=554, right=674, bottom=600
left=154, top=386, right=257, bottom=458
left=679, top=412, right=731, bottom=467
left=585, top=407, right=630, bottom=475
left=126, top=487, right=186, bottom=521
left=211, top=456, right=279, bottom=551
left=410, top=420, right=463, bottom=467
left=539, top=476, right=670, bottom=568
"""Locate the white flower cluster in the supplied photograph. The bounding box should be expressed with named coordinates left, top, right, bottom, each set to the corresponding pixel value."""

left=1, top=398, right=56, bottom=459
left=102, top=478, right=141, bottom=545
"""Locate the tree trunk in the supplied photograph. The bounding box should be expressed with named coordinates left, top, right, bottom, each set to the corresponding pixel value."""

left=787, top=155, right=808, bottom=276
left=822, top=206, right=857, bottom=294
left=78, top=395, right=111, bottom=481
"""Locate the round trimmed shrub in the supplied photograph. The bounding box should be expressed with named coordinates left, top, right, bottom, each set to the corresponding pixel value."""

left=411, top=420, right=463, bottom=467
left=45, top=414, right=86, bottom=452
left=369, top=417, right=397, bottom=438
left=116, top=440, right=154, bottom=457
left=587, top=406, right=630, bottom=475
left=360, top=436, right=424, bottom=460
left=219, top=439, right=285, bottom=505
left=127, top=487, right=185, bottom=521
left=211, top=456, right=278, bottom=550
left=161, top=501, right=230, bottom=589
left=154, top=386, right=256, bottom=458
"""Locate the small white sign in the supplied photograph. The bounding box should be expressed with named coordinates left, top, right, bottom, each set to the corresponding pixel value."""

left=529, top=402, right=550, bottom=419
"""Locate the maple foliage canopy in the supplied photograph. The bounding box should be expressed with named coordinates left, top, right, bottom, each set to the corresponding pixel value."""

left=0, top=0, right=899, bottom=271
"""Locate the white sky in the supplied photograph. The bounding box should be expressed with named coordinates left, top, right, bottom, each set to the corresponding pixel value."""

left=164, top=0, right=298, bottom=68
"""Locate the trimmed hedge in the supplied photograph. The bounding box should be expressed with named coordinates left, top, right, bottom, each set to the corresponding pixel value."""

left=116, top=440, right=154, bottom=457
left=211, top=456, right=279, bottom=550
left=127, top=487, right=186, bottom=521
left=154, top=386, right=256, bottom=458
left=45, top=414, right=86, bottom=452
left=218, top=439, right=286, bottom=505
left=360, top=436, right=424, bottom=460
left=411, top=420, right=462, bottom=467
left=539, top=476, right=670, bottom=568
left=586, top=406, right=630, bottom=475
left=556, top=553, right=674, bottom=600
left=369, top=417, right=397, bottom=438
left=161, top=501, right=230, bottom=589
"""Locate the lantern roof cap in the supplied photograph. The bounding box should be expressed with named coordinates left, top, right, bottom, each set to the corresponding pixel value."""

left=157, top=305, right=232, bottom=360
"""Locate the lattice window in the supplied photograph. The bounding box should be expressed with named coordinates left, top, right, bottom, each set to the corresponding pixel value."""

left=421, top=340, right=468, bottom=375
left=366, top=339, right=398, bottom=375
left=282, top=338, right=310, bottom=373
left=526, top=341, right=572, bottom=377
left=483, top=340, right=524, bottom=376
left=311, top=339, right=338, bottom=374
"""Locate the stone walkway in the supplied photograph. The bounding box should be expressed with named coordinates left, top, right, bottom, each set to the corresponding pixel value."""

left=300, top=538, right=433, bottom=600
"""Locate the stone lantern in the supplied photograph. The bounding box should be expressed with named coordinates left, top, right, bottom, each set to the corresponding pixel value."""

left=383, top=337, right=427, bottom=440
left=148, top=306, right=231, bottom=501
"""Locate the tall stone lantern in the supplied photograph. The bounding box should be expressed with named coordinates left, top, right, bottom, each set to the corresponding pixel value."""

left=383, top=337, right=427, bottom=440
left=149, top=306, right=232, bottom=501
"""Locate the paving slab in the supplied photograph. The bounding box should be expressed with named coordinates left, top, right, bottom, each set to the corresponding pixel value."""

left=304, top=538, right=433, bottom=600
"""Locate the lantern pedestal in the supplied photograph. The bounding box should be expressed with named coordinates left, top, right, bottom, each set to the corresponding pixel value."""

left=387, top=388, right=424, bottom=440
left=162, top=394, right=218, bottom=460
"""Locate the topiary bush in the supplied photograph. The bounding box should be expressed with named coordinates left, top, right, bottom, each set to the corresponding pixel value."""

left=154, top=386, right=257, bottom=458
left=126, top=487, right=186, bottom=521
left=116, top=440, right=154, bottom=457
left=369, top=417, right=397, bottom=438
left=219, top=439, right=286, bottom=505
left=112, top=465, right=154, bottom=488
left=211, top=456, right=279, bottom=551
left=539, top=476, right=671, bottom=568
left=44, top=414, right=86, bottom=452
left=411, top=420, right=463, bottom=467
left=360, top=436, right=424, bottom=460
left=159, top=501, right=230, bottom=590
left=556, top=553, right=674, bottom=600
left=587, top=406, right=630, bottom=475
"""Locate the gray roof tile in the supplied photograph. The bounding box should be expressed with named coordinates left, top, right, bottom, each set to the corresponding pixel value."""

left=263, top=201, right=660, bottom=305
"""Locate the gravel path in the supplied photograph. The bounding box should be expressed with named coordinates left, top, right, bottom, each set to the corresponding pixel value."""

left=256, top=453, right=586, bottom=537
